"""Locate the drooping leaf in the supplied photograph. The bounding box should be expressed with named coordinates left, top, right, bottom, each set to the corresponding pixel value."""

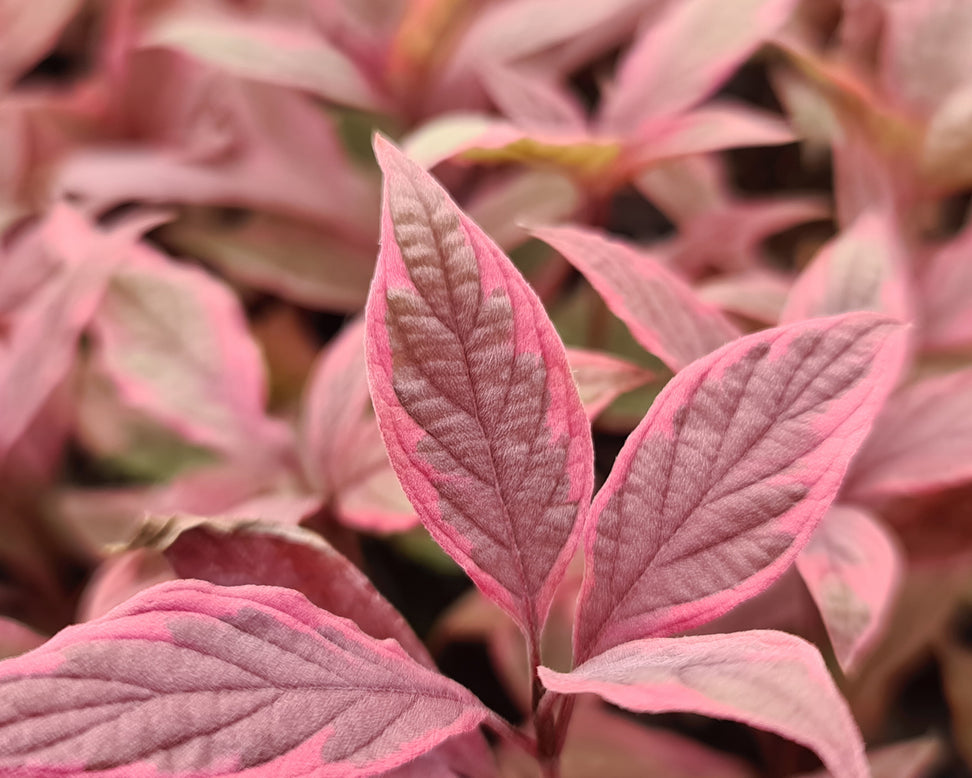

left=847, top=367, right=972, bottom=500
left=540, top=631, right=869, bottom=778
left=781, top=209, right=912, bottom=323
left=366, top=137, right=594, bottom=642
left=0, top=580, right=490, bottom=776
left=573, top=313, right=906, bottom=660
left=132, top=515, right=432, bottom=667
left=534, top=224, right=739, bottom=371
left=599, top=0, right=801, bottom=132
left=796, top=505, right=902, bottom=671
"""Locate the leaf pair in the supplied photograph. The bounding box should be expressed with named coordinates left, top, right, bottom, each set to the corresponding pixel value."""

left=0, top=139, right=904, bottom=777
left=366, top=138, right=902, bottom=776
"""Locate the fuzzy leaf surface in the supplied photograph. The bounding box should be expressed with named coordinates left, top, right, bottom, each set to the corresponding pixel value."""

left=540, top=631, right=869, bottom=778
left=366, top=138, right=593, bottom=640
left=0, top=580, right=488, bottom=776
left=573, top=313, right=905, bottom=660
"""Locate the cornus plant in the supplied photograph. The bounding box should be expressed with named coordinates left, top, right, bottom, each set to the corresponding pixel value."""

left=0, top=138, right=906, bottom=778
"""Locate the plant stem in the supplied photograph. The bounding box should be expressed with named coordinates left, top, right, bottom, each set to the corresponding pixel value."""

left=529, top=633, right=563, bottom=775
left=552, top=694, right=576, bottom=754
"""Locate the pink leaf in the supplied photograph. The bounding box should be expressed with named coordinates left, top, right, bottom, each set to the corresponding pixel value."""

left=539, top=630, right=869, bottom=778
left=600, top=0, right=800, bottom=132
left=300, top=317, right=417, bottom=533
left=699, top=270, right=793, bottom=325
left=429, top=0, right=647, bottom=114
left=141, top=7, right=389, bottom=112
left=634, top=155, right=728, bottom=224
left=55, top=54, right=378, bottom=235
left=796, top=735, right=943, bottom=778
left=157, top=211, right=377, bottom=312
left=629, top=103, right=797, bottom=168
left=0, top=618, right=44, bottom=661
left=919, top=222, right=972, bottom=352
left=0, top=1, right=83, bottom=88
left=134, top=515, right=433, bottom=667
left=665, top=196, right=830, bottom=278
left=301, top=317, right=378, bottom=496
left=498, top=701, right=755, bottom=777
left=209, top=492, right=321, bottom=526
left=921, top=84, right=972, bottom=188
left=465, top=171, right=580, bottom=251
left=566, top=348, right=656, bottom=420
left=0, top=580, right=489, bottom=776
left=534, top=224, right=739, bottom=371
left=781, top=210, right=912, bottom=324
left=847, top=367, right=972, bottom=500
left=78, top=549, right=177, bottom=622
left=796, top=505, right=902, bottom=671
left=880, top=0, right=972, bottom=114
left=0, top=206, right=158, bottom=462
left=479, top=64, right=587, bottom=133
left=366, top=137, right=594, bottom=642
left=91, top=244, right=273, bottom=455
left=573, top=313, right=906, bottom=660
